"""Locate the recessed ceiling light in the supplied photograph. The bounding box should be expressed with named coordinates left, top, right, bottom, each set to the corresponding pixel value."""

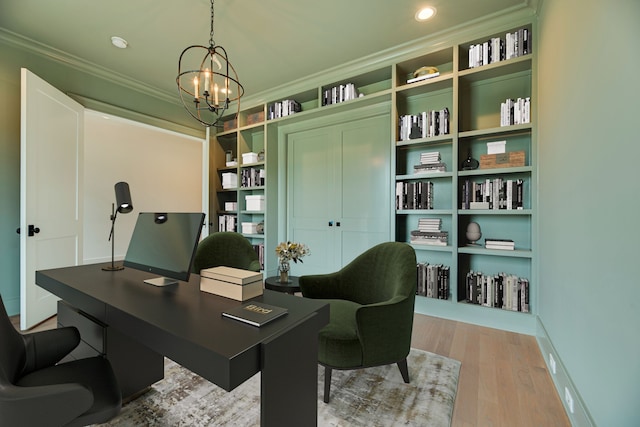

left=110, top=36, right=128, bottom=49
left=415, top=6, right=437, bottom=22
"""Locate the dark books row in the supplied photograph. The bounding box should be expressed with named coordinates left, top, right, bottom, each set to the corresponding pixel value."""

left=464, top=271, right=530, bottom=313
left=461, top=178, right=524, bottom=210
left=500, top=97, right=531, bottom=126
left=252, top=243, right=265, bottom=270
left=468, top=27, right=531, bottom=69
left=417, top=263, right=450, bottom=300
left=268, top=99, right=301, bottom=119
left=240, top=167, right=265, bottom=188
left=322, top=82, right=359, bottom=106
left=398, top=108, right=450, bottom=141
left=396, top=180, right=434, bottom=210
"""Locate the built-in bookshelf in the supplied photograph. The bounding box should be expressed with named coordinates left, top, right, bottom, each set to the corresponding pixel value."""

left=213, top=18, right=536, bottom=333
left=393, top=23, right=534, bottom=330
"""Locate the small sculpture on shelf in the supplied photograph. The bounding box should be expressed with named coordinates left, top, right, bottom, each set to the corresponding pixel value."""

left=460, top=148, right=479, bottom=170
left=275, top=241, right=310, bottom=283
left=466, top=222, right=482, bottom=246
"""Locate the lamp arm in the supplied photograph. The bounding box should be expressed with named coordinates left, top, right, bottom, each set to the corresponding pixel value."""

left=107, top=204, right=118, bottom=242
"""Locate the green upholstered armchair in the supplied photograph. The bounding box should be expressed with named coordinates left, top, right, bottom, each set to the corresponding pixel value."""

left=299, top=241, right=417, bottom=403
left=192, top=232, right=261, bottom=273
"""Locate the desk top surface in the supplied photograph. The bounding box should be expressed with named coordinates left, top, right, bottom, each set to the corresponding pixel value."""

left=36, top=263, right=328, bottom=390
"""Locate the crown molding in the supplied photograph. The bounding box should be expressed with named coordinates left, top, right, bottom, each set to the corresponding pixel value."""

left=0, top=27, right=179, bottom=106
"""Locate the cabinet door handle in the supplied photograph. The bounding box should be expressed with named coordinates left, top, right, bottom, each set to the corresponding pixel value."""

left=336, top=222, right=341, bottom=227
left=328, top=221, right=333, bottom=227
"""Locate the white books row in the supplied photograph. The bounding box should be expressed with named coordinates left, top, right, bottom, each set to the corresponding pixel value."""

left=461, top=178, right=524, bottom=210
left=322, top=83, right=359, bottom=106
left=268, top=99, right=301, bottom=119
left=218, top=214, right=237, bottom=232
left=500, top=97, right=531, bottom=126
left=465, top=271, right=530, bottom=312
left=398, top=108, right=450, bottom=141
left=416, top=263, right=450, bottom=299
left=468, top=27, right=531, bottom=69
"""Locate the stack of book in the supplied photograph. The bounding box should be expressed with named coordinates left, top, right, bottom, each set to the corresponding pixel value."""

left=396, top=181, right=433, bottom=210
left=416, top=263, right=449, bottom=299
left=398, top=108, right=450, bottom=141
left=410, top=217, right=448, bottom=246
left=484, top=238, right=515, bottom=250
left=465, top=271, right=529, bottom=312
left=200, top=266, right=263, bottom=301
left=414, top=151, right=446, bottom=174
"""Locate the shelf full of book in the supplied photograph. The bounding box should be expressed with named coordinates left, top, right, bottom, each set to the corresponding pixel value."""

left=393, top=22, right=536, bottom=331
left=209, top=16, right=536, bottom=333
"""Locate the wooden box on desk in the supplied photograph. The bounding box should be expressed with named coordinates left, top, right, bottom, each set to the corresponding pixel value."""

left=200, top=266, right=263, bottom=301
left=480, top=150, right=525, bottom=169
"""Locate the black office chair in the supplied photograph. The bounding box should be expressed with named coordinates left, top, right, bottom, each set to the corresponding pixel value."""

left=0, top=294, right=121, bottom=427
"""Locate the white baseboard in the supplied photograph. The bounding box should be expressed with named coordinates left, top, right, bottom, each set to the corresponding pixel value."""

left=536, top=317, right=595, bottom=426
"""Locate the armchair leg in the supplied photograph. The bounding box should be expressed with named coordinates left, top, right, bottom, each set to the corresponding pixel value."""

left=397, top=358, right=410, bottom=383
left=323, top=366, right=333, bottom=403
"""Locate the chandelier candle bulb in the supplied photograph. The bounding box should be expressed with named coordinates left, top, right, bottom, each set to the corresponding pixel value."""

left=214, top=83, right=219, bottom=106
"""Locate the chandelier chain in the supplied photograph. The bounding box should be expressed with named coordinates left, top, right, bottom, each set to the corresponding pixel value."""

left=209, top=0, right=215, bottom=47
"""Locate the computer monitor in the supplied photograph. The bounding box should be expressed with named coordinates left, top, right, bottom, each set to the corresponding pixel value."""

left=124, top=212, right=205, bottom=286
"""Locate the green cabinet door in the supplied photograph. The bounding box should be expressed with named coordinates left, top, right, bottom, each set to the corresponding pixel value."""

left=288, top=113, right=391, bottom=275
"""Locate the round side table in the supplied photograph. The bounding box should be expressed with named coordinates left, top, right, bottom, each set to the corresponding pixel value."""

left=264, top=276, right=301, bottom=295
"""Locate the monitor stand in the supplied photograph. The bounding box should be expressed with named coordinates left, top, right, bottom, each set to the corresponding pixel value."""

left=144, top=277, right=179, bottom=287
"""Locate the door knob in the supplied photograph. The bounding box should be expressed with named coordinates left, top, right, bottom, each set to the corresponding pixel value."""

left=28, top=224, right=40, bottom=236
left=16, top=225, right=41, bottom=236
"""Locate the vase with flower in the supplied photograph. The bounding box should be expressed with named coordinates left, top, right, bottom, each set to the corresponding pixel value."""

left=275, top=241, right=310, bottom=283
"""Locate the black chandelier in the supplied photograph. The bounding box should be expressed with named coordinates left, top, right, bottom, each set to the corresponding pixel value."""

left=176, top=0, right=244, bottom=127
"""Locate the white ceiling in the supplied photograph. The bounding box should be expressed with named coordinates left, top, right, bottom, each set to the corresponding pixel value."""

left=0, top=0, right=534, bottom=103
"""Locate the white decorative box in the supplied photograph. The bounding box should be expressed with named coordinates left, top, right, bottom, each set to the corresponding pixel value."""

left=200, top=266, right=263, bottom=301
left=245, top=195, right=265, bottom=211
left=241, top=222, right=258, bottom=234
left=221, top=172, right=237, bottom=189
left=242, top=152, right=258, bottom=164
left=224, top=202, right=238, bottom=211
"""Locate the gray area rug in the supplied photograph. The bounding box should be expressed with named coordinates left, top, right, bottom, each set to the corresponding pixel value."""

left=99, top=348, right=460, bottom=427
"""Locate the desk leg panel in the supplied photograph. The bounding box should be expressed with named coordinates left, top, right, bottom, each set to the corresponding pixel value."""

left=106, top=327, right=164, bottom=399
left=261, top=312, right=323, bottom=427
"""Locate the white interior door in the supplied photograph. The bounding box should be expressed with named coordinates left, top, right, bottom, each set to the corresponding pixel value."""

left=20, top=68, right=84, bottom=330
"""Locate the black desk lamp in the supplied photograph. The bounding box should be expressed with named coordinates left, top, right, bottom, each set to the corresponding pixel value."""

left=102, top=181, right=133, bottom=271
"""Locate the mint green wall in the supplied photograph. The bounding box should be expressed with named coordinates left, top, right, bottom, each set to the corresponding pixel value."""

left=0, top=67, right=21, bottom=314
left=0, top=40, right=201, bottom=316
left=537, top=0, right=640, bottom=425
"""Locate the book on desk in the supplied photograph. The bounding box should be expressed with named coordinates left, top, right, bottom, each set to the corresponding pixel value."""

left=222, top=302, right=288, bottom=327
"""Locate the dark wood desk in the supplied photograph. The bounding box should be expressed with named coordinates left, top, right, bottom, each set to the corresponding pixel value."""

left=36, top=264, right=329, bottom=427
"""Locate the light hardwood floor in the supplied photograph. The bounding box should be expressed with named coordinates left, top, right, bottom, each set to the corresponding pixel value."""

left=411, top=313, right=571, bottom=427
left=13, top=313, right=570, bottom=426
